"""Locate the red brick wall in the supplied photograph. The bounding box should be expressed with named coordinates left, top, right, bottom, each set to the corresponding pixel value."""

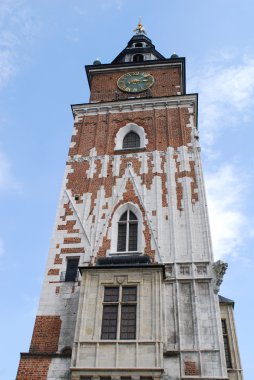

left=29, top=316, right=61, bottom=354
left=69, top=108, right=192, bottom=158
left=184, top=361, right=200, bottom=376
left=16, top=355, right=51, bottom=380
left=89, top=66, right=182, bottom=102
left=64, top=105, right=198, bottom=258
left=67, top=107, right=196, bottom=210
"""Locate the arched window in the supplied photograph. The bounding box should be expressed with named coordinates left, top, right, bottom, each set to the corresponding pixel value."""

left=117, top=210, right=138, bottom=252
left=123, top=131, right=140, bottom=149
left=114, top=123, right=147, bottom=151
left=133, top=54, right=144, bottom=62
left=60, top=346, right=72, bottom=357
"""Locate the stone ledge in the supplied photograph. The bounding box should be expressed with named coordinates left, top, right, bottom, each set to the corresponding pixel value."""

left=20, top=352, right=71, bottom=359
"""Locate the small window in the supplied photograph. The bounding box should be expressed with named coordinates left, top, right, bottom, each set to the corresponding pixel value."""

left=117, top=210, right=138, bottom=252
left=221, top=319, right=232, bottom=368
left=123, top=132, right=140, bottom=149
left=133, top=54, right=144, bottom=62
left=135, top=43, right=143, bottom=48
left=101, top=286, right=137, bottom=340
left=60, top=346, right=72, bottom=357
left=65, top=258, right=79, bottom=282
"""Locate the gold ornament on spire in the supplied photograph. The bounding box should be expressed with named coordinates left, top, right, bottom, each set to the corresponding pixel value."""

left=134, top=18, right=146, bottom=35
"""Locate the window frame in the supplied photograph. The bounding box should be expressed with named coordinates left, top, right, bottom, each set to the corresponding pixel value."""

left=114, top=123, right=147, bottom=152
left=117, top=210, right=138, bottom=253
left=109, top=203, right=143, bottom=255
left=221, top=319, right=232, bottom=369
left=64, top=257, right=79, bottom=282
left=122, top=131, right=141, bottom=149
left=101, top=285, right=138, bottom=340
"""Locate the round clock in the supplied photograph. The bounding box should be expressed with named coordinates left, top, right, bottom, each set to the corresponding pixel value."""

left=117, top=72, right=154, bottom=93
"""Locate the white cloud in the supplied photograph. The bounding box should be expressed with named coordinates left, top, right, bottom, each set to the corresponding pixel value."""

left=0, top=50, right=15, bottom=89
left=0, top=0, right=34, bottom=193
left=205, top=164, right=249, bottom=259
left=0, top=0, right=37, bottom=90
left=188, top=51, right=254, bottom=260
left=189, top=52, right=254, bottom=145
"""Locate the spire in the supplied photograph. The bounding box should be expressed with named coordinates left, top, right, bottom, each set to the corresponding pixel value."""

left=133, top=18, right=146, bottom=35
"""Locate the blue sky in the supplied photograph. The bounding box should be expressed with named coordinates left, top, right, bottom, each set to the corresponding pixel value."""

left=0, top=0, right=254, bottom=379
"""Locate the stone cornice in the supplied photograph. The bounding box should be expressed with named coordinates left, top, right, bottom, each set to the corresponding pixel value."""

left=72, top=93, right=198, bottom=120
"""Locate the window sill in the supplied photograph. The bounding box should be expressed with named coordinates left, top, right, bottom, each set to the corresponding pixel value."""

left=114, top=147, right=146, bottom=154
left=109, top=251, right=143, bottom=256
left=99, top=339, right=137, bottom=342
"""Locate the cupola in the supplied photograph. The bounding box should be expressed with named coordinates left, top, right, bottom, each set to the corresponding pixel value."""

left=112, top=21, right=165, bottom=64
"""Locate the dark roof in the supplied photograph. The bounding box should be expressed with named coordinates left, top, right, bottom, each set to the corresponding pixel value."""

left=219, top=295, right=235, bottom=308
left=112, top=33, right=165, bottom=64
left=96, top=254, right=151, bottom=266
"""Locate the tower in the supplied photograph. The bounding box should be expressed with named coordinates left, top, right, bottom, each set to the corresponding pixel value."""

left=17, top=24, right=243, bottom=380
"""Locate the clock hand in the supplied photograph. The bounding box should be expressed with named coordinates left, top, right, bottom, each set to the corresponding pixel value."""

left=129, top=79, right=149, bottom=84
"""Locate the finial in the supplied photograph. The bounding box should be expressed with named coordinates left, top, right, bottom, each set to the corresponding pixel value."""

left=133, top=17, right=146, bottom=35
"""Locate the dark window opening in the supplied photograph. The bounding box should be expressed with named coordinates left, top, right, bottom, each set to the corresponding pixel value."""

left=101, top=286, right=137, bottom=340
left=65, top=258, right=79, bottom=282
left=123, top=131, right=140, bottom=149
left=133, top=54, right=144, bottom=62
left=60, top=346, right=72, bottom=357
left=101, top=305, right=118, bottom=339
left=221, top=319, right=232, bottom=368
left=135, top=43, right=143, bottom=47
left=117, top=210, right=138, bottom=252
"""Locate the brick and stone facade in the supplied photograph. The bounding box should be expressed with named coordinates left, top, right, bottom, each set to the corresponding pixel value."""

left=17, top=28, right=242, bottom=380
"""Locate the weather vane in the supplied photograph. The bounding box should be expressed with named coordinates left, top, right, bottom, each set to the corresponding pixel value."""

left=134, top=17, right=146, bottom=35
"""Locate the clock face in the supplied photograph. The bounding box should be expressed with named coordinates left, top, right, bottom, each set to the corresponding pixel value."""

left=117, top=72, right=154, bottom=93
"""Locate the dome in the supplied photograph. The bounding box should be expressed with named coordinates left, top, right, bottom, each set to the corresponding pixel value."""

left=93, top=59, right=101, bottom=65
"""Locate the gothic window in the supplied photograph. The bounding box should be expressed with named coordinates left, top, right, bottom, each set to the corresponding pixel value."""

left=101, top=286, right=137, bottom=340
left=123, top=131, right=140, bottom=149
left=115, top=123, right=146, bottom=151
left=65, top=258, right=79, bottom=282
left=133, top=54, right=144, bottom=62
left=117, top=210, right=138, bottom=252
left=221, top=319, right=232, bottom=368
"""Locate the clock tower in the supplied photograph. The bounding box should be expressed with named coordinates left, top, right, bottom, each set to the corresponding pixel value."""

left=17, top=23, right=243, bottom=380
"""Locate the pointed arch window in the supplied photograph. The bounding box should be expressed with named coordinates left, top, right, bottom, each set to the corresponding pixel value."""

left=123, top=131, right=140, bottom=149
left=117, top=210, right=138, bottom=252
